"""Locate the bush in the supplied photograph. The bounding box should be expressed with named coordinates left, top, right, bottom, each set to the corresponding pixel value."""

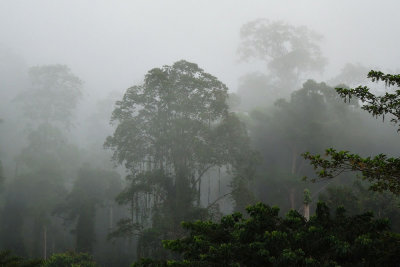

left=132, top=202, right=400, bottom=266
left=42, top=252, right=97, bottom=267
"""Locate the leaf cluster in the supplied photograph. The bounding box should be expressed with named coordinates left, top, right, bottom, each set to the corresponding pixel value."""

left=336, top=70, right=400, bottom=130
left=303, top=149, right=400, bottom=194
left=105, top=61, right=257, bottom=248
left=303, top=70, right=400, bottom=195
left=42, top=251, right=98, bottom=267
left=0, top=250, right=43, bottom=267
left=132, top=202, right=400, bottom=266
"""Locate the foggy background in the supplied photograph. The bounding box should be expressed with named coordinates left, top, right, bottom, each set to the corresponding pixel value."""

left=1, top=0, right=399, bottom=97
left=1, top=1, right=400, bottom=265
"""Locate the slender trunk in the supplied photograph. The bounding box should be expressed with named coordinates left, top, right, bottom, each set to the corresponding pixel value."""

left=218, top=168, right=221, bottom=195
left=290, top=146, right=297, bottom=210
left=291, top=146, right=297, bottom=175
left=109, top=205, right=113, bottom=231
left=207, top=173, right=211, bottom=205
left=304, top=204, right=310, bottom=221
left=289, top=188, right=295, bottom=210
left=43, top=225, right=47, bottom=259
left=51, top=238, right=55, bottom=256
left=197, top=178, right=201, bottom=207
left=131, top=197, right=134, bottom=224
left=135, top=194, right=139, bottom=223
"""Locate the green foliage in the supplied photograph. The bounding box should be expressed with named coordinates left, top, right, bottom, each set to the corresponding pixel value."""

left=303, top=189, right=311, bottom=205
left=132, top=202, right=400, bottom=266
left=105, top=60, right=232, bottom=173
left=245, top=80, right=359, bottom=211
left=336, top=70, right=400, bottom=129
left=105, top=60, right=255, bottom=256
left=304, top=70, right=400, bottom=195
left=319, top=181, right=400, bottom=231
left=42, top=252, right=97, bottom=267
left=0, top=251, right=100, bottom=267
left=0, top=250, right=42, bottom=267
left=304, top=149, right=400, bottom=194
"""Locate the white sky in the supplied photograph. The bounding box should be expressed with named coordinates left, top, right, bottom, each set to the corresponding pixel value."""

left=1, top=0, right=399, bottom=97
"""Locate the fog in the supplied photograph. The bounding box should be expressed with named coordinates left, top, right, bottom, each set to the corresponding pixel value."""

left=1, top=1, right=400, bottom=266
left=2, top=1, right=399, bottom=95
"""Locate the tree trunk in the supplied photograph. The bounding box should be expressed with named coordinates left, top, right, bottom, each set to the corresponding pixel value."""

left=109, top=205, right=114, bottom=231
left=304, top=203, right=310, bottom=221
left=218, top=168, right=221, bottom=195
left=43, top=225, right=47, bottom=259
left=289, top=146, right=297, bottom=210
left=289, top=188, right=296, bottom=210
left=197, top=177, right=201, bottom=206
left=207, top=173, right=211, bottom=205
left=291, top=146, right=297, bottom=175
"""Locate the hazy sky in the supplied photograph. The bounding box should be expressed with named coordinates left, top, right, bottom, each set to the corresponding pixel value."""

left=1, top=0, right=399, bottom=97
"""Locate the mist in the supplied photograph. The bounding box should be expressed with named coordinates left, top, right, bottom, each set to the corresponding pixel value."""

left=1, top=1, right=400, bottom=266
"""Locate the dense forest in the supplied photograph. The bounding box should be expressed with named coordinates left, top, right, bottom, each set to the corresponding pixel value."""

left=1, top=2, right=400, bottom=266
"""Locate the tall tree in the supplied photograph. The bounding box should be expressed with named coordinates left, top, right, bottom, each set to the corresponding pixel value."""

left=238, top=19, right=326, bottom=94
left=0, top=64, right=83, bottom=258
left=105, top=60, right=255, bottom=257
left=245, top=80, right=361, bottom=211
left=15, top=64, right=82, bottom=128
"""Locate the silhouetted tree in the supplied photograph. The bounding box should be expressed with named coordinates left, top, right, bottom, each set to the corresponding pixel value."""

left=15, top=64, right=82, bottom=128
left=105, top=60, right=256, bottom=257
left=246, top=80, right=359, bottom=211
left=0, top=64, right=83, bottom=258
left=238, top=19, right=326, bottom=97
